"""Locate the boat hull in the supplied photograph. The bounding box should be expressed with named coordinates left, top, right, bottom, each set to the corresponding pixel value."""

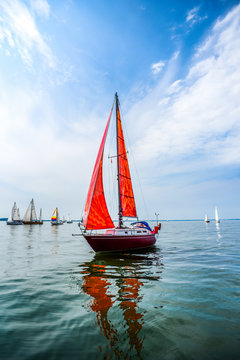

left=83, top=233, right=156, bottom=252
left=7, top=221, right=23, bottom=225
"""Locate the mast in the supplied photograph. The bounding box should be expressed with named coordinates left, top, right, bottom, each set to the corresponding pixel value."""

left=115, top=92, right=123, bottom=228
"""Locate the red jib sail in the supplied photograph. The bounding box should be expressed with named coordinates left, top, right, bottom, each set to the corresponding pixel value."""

left=116, top=103, right=137, bottom=218
left=83, top=107, right=114, bottom=230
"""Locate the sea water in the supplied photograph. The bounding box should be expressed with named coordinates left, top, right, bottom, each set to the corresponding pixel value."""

left=0, top=220, right=239, bottom=360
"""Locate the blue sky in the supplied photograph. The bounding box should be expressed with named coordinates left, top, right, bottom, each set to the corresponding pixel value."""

left=0, top=0, right=240, bottom=220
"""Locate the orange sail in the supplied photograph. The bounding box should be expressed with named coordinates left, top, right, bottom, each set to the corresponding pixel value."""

left=83, top=107, right=114, bottom=230
left=116, top=103, right=137, bottom=218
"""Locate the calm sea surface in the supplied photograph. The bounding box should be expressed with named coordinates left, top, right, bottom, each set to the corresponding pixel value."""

left=0, top=220, right=239, bottom=360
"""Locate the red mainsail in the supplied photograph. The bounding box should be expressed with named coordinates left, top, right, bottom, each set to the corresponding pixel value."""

left=83, top=107, right=114, bottom=230
left=116, top=103, right=137, bottom=218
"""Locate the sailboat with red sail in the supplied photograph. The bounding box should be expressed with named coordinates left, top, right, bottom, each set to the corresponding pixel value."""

left=82, top=93, right=161, bottom=252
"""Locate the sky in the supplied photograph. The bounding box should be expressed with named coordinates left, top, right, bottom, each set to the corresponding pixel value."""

left=0, top=0, right=240, bottom=221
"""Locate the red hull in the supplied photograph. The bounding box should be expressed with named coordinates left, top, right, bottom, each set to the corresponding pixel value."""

left=83, top=233, right=156, bottom=252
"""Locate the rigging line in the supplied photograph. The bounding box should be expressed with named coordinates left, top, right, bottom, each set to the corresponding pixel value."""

left=120, top=107, right=150, bottom=221
left=108, top=151, right=128, bottom=159
left=106, top=97, right=118, bottom=218
left=119, top=173, right=131, bottom=180
left=81, top=99, right=115, bottom=225
left=120, top=194, right=135, bottom=199
left=107, top=104, right=116, bottom=158
left=106, top=109, right=116, bottom=217
left=109, top=150, right=114, bottom=215
left=117, top=135, right=125, bottom=142
left=108, top=138, right=117, bottom=218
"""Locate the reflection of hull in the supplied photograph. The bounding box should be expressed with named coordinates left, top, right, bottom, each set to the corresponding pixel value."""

left=51, top=222, right=63, bottom=226
left=22, top=221, right=43, bottom=225
left=83, top=233, right=156, bottom=252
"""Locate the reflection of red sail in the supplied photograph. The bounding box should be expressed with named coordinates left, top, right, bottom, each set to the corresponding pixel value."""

left=82, top=262, right=144, bottom=358
left=82, top=265, right=118, bottom=350
left=116, top=103, right=137, bottom=218
left=83, top=107, right=114, bottom=230
left=119, top=277, right=144, bottom=356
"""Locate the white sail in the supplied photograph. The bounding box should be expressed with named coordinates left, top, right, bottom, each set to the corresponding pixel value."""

left=215, top=207, right=220, bottom=223
left=205, top=214, right=209, bottom=222
left=39, top=208, right=42, bottom=222
left=7, top=202, right=20, bottom=223
left=23, top=199, right=37, bottom=222
left=7, top=210, right=13, bottom=222
left=17, top=208, right=21, bottom=221
left=12, top=202, right=19, bottom=221
left=23, top=201, right=32, bottom=222
left=31, top=199, right=37, bottom=221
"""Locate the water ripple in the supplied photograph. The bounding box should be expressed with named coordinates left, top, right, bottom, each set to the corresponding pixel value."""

left=0, top=221, right=239, bottom=359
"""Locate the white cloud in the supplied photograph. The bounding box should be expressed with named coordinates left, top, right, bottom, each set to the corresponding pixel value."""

left=186, top=6, right=207, bottom=26
left=130, top=4, right=240, bottom=172
left=30, top=0, right=50, bottom=18
left=151, top=61, right=165, bottom=74
left=172, top=50, right=180, bottom=60
left=0, top=79, right=100, bottom=218
left=0, top=0, right=55, bottom=68
left=0, top=2, right=239, bottom=219
left=186, top=6, right=200, bottom=23
left=167, top=79, right=183, bottom=95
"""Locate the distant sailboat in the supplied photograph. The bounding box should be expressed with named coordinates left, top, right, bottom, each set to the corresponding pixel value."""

left=205, top=214, right=210, bottom=223
left=215, top=207, right=220, bottom=223
left=67, top=214, right=73, bottom=223
left=22, top=199, right=43, bottom=224
left=51, top=208, right=63, bottom=225
left=7, top=202, right=22, bottom=225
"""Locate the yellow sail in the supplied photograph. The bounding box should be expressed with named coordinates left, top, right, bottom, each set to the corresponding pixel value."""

left=51, top=208, right=58, bottom=221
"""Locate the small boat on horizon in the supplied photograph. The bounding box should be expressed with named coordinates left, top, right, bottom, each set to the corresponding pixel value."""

left=67, top=214, right=73, bottom=223
left=22, top=199, right=43, bottom=224
left=215, top=207, right=220, bottom=223
left=81, top=92, right=161, bottom=252
left=6, top=202, right=22, bottom=225
left=205, top=214, right=210, bottom=223
left=51, top=208, right=63, bottom=225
